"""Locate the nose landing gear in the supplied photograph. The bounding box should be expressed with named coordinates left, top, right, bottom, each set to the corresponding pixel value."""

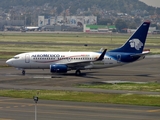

left=22, top=70, right=25, bottom=75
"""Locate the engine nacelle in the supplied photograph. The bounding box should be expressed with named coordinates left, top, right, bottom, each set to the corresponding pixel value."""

left=50, top=64, right=68, bottom=73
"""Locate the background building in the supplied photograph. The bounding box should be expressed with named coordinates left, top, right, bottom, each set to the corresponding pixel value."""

left=83, top=24, right=116, bottom=33
left=38, top=16, right=97, bottom=27
left=0, top=20, right=24, bottom=31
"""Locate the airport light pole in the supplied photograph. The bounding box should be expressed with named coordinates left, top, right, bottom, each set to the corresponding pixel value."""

left=33, top=96, right=39, bottom=120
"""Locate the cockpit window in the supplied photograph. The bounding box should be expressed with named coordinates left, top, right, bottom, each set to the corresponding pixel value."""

left=13, top=56, right=20, bottom=59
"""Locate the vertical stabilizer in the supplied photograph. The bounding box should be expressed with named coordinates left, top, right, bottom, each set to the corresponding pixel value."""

left=110, top=21, right=150, bottom=53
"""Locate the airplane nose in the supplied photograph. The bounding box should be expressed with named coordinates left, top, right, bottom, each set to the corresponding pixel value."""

left=6, top=59, right=13, bottom=66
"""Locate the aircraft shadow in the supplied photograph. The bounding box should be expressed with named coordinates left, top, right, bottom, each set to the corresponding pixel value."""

left=61, top=72, right=100, bottom=79
left=9, top=72, right=151, bottom=79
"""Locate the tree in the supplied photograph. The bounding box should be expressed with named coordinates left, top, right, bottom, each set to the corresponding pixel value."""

left=98, top=18, right=113, bottom=25
left=56, top=6, right=63, bottom=15
left=115, top=19, right=128, bottom=32
left=128, top=22, right=137, bottom=29
left=134, top=18, right=141, bottom=26
left=25, top=14, right=32, bottom=26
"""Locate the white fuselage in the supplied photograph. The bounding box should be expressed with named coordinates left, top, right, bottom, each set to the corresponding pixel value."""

left=6, top=52, right=123, bottom=70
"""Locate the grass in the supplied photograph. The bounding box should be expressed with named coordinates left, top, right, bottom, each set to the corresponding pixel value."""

left=0, top=32, right=160, bottom=59
left=77, top=83, right=160, bottom=92
left=0, top=82, right=159, bottom=106
left=0, top=89, right=159, bottom=106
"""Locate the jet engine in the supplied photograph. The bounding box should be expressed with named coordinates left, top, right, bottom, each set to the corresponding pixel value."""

left=50, top=64, right=68, bottom=73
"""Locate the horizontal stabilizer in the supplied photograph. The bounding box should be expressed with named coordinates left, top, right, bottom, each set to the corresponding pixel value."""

left=130, top=50, right=150, bottom=57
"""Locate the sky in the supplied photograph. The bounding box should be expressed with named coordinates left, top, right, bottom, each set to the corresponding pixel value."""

left=139, top=0, right=160, bottom=7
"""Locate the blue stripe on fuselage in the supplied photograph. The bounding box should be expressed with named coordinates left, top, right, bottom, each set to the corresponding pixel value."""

left=96, top=51, right=140, bottom=63
left=106, top=52, right=140, bottom=63
left=97, top=52, right=140, bottom=63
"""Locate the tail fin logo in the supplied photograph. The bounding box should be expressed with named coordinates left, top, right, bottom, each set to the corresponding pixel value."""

left=129, top=39, right=143, bottom=50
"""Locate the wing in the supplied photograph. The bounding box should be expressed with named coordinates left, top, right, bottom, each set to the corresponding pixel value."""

left=66, top=49, right=107, bottom=70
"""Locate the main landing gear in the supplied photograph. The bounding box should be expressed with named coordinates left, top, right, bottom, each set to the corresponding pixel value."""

left=22, top=70, right=25, bottom=75
left=75, top=69, right=81, bottom=76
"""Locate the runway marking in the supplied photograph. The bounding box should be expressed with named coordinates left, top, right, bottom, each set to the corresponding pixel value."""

left=33, top=76, right=52, bottom=78
left=28, top=104, right=34, bottom=107
left=0, top=119, right=13, bottom=120
left=0, top=101, right=141, bottom=112
left=0, top=99, right=159, bottom=119
left=2, top=106, right=160, bottom=120
left=13, top=106, right=18, bottom=108
left=6, top=106, right=11, bottom=108
left=0, top=101, right=155, bottom=114
left=21, top=105, right=26, bottom=107
left=0, top=98, right=24, bottom=102
left=0, top=109, right=144, bottom=119
left=147, top=109, right=160, bottom=113
left=0, top=98, right=160, bottom=115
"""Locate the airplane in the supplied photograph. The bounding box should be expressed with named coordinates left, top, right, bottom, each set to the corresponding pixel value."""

left=23, top=26, right=40, bottom=31
left=6, top=21, right=150, bottom=76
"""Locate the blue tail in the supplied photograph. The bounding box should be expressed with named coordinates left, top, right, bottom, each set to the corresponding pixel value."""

left=110, top=21, right=150, bottom=53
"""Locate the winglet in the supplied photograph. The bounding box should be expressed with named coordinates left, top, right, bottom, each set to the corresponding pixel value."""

left=96, top=49, right=107, bottom=61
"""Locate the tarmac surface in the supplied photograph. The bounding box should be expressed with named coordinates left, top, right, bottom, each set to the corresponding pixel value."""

left=0, top=97, right=160, bottom=120
left=0, top=57, right=160, bottom=120
left=1, top=57, right=160, bottom=88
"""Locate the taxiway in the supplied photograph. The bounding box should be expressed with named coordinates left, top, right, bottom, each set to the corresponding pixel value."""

left=0, top=57, right=160, bottom=120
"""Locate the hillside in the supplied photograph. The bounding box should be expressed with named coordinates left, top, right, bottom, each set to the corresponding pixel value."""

left=0, top=0, right=159, bottom=15
left=140, top=0, right=160, bottom=8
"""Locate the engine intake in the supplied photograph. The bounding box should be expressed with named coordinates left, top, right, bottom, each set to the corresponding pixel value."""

left=50, top=64, right=68, bottom=73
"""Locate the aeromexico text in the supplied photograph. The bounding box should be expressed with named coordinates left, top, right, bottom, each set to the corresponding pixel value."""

left=31, top=54, right=90, bottom=58
left=31, top=54, right=63, bottom=58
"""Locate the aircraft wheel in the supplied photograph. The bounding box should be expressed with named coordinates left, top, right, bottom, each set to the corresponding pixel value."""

left=22, top=70, right=25, bottom=75
left=75, top=70, right=81, bottom=76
